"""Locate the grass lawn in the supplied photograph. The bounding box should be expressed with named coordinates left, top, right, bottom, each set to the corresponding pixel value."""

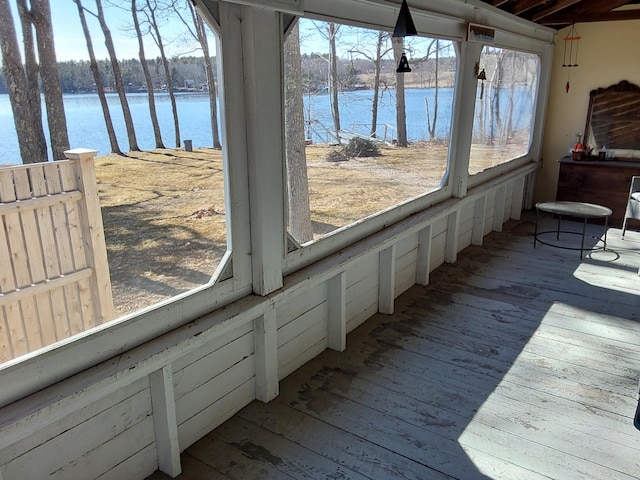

left=95, top=142, right=518, bottom=316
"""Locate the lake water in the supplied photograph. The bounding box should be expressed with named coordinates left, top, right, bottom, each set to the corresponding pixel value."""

left=0, top=87, right=532, bottom=165
left=0, top=92, right=221, bottom=165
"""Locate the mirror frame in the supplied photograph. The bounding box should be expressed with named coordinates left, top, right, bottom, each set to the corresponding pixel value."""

left=584, top=80, right=640, bottom=159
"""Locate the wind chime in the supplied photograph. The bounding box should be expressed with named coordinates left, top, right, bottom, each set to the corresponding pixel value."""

left=475, top=63, right=487, bottom=99
left=562, top=23, right=581, bottom=93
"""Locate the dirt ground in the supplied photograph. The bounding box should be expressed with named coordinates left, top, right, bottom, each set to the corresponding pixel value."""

left=95, top=142, right=520, bottom=317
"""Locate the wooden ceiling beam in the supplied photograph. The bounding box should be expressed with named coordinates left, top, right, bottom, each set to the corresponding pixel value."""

left=541, top=9, right=640, bottom=25
left=504, top=0, right=540, bottom=16
left=479, top=0, right=640, bottom=28
left=531, top=0, right=583, bottom=21
left=578, top=0, right=629, bottom=14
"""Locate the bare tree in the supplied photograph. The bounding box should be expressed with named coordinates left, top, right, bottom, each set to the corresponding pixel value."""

left=284, top=21, right=313, bottom=243
left=16, top=0, right=46, bottom=150
left=349, top=30, right=393, bottom=138
left=170, top=0, right=221, bottom=149
left=425, top=39, right=440, bottom=141
left=0, top=0, right=47, bottom=163
left=75, top=0, right=121, bottom=153
left=29, top=0, right=70, bottom=159
left=73, top=0, right=122, bottom=154
left=487, top=48, right=507, bottom=145
left=505, top=51, right=519, bottom=143
left=132, top=0, right=165, bottom=148
left=328, top=23, right=341, bottom=144
left=393, top=38, right=408, bottom=147
left=185, top=0, right=221, bottom=149
left=143, top=0, right=181, bottom=148
left=94, top=0, right=140, bottom=151
left=312, top=21, right=342, bottom=144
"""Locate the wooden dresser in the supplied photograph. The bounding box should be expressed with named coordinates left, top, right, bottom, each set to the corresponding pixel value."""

left=556, top=156, right=640, bottom=227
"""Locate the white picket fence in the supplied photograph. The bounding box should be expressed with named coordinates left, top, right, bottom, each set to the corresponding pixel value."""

left=0, top=149, right=113, bottom=362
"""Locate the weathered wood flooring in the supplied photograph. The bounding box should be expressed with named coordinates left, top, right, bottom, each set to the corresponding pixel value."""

left=148, top=212, right=640, bottom=479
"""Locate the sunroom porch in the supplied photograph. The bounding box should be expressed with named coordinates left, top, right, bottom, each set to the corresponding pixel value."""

left=2, top=0, right=640, bottom=479
left=148, top=214, right=640, bottom=480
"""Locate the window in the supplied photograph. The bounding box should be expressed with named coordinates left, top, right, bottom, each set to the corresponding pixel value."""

left=284, top=19, right=457, bottom=244
left=0, top=2, right=228, bottom=363
left=97, top=144, right=227, bottom=318
left=469, top=47, right=540, bottom=175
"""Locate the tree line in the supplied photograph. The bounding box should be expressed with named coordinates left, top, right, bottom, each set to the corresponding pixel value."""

left=0, top=52, right=456, bottom=97
left=0, top=56, right=218, bottom=94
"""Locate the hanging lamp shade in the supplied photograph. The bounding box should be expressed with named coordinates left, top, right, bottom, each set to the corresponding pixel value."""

left=393, top=0, right=417, bottom=38
left=396, top=52, right=412, bottom=73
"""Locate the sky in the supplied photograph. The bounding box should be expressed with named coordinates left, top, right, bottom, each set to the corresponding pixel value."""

left=6, top=1, right=207, bottom=63
left=3, top=2, right=449, bottom=67
left=2, top=2, right=343, bottom=66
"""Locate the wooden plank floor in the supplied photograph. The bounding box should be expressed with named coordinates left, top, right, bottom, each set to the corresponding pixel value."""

left=148, top=211, right=640, bottom=480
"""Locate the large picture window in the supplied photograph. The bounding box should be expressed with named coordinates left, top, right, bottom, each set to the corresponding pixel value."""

left=0, top=2, right=227, bottom=363
left=469, top=47, right=540, bottom=175
left=284, top=18, right=457, bottom=244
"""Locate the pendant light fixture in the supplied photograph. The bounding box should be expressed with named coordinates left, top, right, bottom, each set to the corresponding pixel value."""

left=393, top=0, right=417, bottom=38
left=393, top=0, right=417, bottom=74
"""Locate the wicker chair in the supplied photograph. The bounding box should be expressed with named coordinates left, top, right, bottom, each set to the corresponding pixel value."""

left=622, top=176, right=640, bottom=238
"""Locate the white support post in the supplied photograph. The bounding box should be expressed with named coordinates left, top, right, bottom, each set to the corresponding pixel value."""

left=445, top=210, right=460, bottom=264
left=529, top=43, right=555, bottom=170
left=472, top=195, right=487, bottom=246
left=149, top=366, right=181, bottom=478
left=327, top=272, right=346, bottom=352
left=493, top=186, right=507, bottom=232
left=415, top=225, right=432, bottom=286
left=244, top=8, right=286, bottom=295
left=449, top=42, right=483, bottom=199
left=378, top=245, right=396, bottom=314
left=510, top=177, right=525, bottom=220
left=215, top=2, right=253, bottom=284
left=254, top=311, right=279, bottom=402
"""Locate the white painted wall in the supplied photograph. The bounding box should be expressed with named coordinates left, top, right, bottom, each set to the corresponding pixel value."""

left=537, top=20, right=640, bottom=203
